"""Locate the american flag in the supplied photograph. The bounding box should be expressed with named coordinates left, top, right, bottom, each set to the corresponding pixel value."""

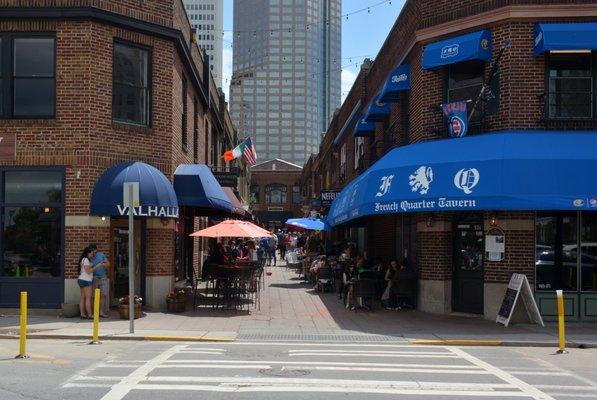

left=242, top=137, right=257, bottom=165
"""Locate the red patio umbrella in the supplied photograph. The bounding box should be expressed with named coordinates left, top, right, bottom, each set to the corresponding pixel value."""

left=189, top=219, right=274, bottom=238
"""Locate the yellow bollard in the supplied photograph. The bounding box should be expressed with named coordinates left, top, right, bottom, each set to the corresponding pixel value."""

left=90, top=288, right=101, bottom=345
left=556, top=289, right=567, bottom=354
left=16, top=291, right=28, bottom=359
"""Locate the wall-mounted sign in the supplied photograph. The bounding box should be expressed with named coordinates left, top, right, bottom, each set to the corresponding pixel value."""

left=485, top=234, right=505, bottom=261
left=116, top=205, right=179, bottom=218
left=0, top=132, right=16, bottom=159
left=211, top=168, right=239, bottom=187
left=320, top=190, right=340, bottom=207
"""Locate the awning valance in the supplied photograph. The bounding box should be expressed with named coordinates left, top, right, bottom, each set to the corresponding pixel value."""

left=534, top=23, right=597, bottom=57
left=174, top=164, right=232, bottom=215
left=352, top=116, right=376, bottom=137
left=363, top=94, right=391, bottom=123
left=333, top=100, right=361, bottom=147
left=422, top=29, right=492, bottom=70
left=90, top=161, right=179, bottom=218
left=328, top=130, right=597, bottom=227
left=379, top=64, right=411, bottom=103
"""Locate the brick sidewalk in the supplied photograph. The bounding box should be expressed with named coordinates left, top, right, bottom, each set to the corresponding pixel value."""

left=0, top=260, right=595, bottom=345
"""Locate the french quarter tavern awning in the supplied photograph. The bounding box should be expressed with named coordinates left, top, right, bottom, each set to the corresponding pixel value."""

left=363, top=93, right=391, bottom=123
left=534, top=23, right=597, bottom=57
left=174, top=164, right=233, bottom=215
left=90, top=161, right=179, bottom=218
left=328, top=131, right=597, bottom=227
left=422, top=29, right=492, bottom=70
left=352, top=116, right=376, bottom=137
left=379, top=64, right=411, bottom=103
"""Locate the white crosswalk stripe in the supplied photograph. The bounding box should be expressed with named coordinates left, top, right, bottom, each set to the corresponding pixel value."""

left=62, top=343, right=597, bottom=399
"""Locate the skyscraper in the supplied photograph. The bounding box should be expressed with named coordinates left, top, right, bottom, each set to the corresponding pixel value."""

left=184, top=0, right=224, bottom=87
left=230, top=0, right=341, bottom=166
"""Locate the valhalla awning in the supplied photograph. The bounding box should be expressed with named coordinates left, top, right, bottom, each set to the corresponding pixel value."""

left=90, top=161, right=179, bottom=218
left=352, top=116, right=376, bottom=137
left=363, top=94, right=391, bottom=123
left=422, top=29, right=492, bottom=70
left=379, top=64, right=411, bottom=103
left=328, top=130, right=597, bottom=227
left=534, top=23, right=597, bottom=57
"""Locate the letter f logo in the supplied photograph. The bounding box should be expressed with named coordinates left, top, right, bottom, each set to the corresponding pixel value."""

left=376, top=175, right=394, bottom=197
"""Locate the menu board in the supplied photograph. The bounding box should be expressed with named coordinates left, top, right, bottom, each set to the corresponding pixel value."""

left=496, top=273, right=544, bottom=327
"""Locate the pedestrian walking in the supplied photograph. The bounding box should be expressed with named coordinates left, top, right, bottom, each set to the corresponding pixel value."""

left=268, top=234, right=277, bottom=266
left=78, top=246, right=100, bottom=319
left=277, top=230, right=286, bottom=261
left=89, top=244, right=110, bottom=318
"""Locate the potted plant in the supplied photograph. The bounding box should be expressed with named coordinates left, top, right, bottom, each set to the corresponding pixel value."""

left=117, top=295, right=142, bottom=319
left=166, top=290, right=186, bottom=313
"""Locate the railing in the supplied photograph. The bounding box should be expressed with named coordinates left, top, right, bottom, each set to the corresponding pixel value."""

left=540, top=91, right=595, bottom=121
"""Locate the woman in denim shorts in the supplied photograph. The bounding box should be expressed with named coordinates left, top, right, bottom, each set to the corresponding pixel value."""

left=78, top=246, right=100, bottom=319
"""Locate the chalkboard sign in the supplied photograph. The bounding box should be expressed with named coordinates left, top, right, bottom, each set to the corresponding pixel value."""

left=496, top=273, right=544, bottom=327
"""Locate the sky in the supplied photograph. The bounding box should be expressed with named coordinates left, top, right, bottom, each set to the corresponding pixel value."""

left=221, top=0, right=405, bottom=102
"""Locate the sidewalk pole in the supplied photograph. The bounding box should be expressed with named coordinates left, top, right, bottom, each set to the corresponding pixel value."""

left=128, top=183, right=135, bottom=334
left=90, top=288, right=101, bottom=344
left=16, top=291, right=28, bottom=359
left=556, top=289, right=567, bottom=354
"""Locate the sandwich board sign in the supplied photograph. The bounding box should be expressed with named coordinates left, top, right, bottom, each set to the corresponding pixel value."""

left=496, top=273, right=544, bottom=327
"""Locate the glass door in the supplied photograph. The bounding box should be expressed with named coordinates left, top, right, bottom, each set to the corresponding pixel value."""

left=452, top=215, right=484, bottom=314
left=110, top=219, right=143, bottom=305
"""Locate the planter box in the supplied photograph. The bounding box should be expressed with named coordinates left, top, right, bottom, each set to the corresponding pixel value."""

left=118, top=304, right=142, bottom=319
left=166, top=299, right=186, bottom=313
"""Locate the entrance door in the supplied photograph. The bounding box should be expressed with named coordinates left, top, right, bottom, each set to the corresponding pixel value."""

left=110, top=219, right=144, bottom=306
left=453, top=216, right=484, bottom=314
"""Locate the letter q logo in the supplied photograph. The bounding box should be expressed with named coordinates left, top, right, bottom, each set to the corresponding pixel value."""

left=454, top=168, right=480, bottom=195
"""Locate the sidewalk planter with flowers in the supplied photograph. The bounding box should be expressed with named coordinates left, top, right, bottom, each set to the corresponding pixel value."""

left=166, top=290, right=186, bottom=313
left=118, top=295, right=142, bottom=319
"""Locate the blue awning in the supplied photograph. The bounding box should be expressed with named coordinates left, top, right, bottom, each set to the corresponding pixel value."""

left=90, top=161, right=179, bottom=218
left=286, top=218, right=331, bottom=232
left=379, top=64, right=411, bottom=103
left=534, top=23, right=597, bottom=57
left=328, top=130, right=597, bottom=227
left=352, top=116, right=376, bottom=137
left=174, top=164, right=233, bottom=215
left=363, top=94, right=391, bottom=123
left=422, top=29, right=492, bottom=70
left=334, top=100, right=361, bottom=147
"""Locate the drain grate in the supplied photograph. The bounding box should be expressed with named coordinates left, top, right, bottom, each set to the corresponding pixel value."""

left=237, top=333, right=406, bottom=342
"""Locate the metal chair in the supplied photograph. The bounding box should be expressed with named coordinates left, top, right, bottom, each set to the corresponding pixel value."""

left=316, top=267, right=334, bottom=292
left=353, top=279, right=377, bottom=311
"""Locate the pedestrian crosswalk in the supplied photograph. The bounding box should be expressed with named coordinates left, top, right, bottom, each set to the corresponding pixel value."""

left=62, top=343, right=597, bottom=400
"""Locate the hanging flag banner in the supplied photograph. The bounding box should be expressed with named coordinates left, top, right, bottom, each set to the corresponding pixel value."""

left=442, top=101, right=469, bottom=138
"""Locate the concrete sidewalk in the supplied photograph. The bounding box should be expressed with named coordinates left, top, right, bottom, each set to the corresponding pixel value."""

left=1, top=262, right=595, bottom=346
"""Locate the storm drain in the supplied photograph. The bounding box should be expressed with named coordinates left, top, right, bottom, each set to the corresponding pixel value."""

left=237, top=333, right=405, bottom=342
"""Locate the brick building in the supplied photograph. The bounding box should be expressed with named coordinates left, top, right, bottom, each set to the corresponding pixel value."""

left=251, top=159, right=303, bottom=232
left=0, top=0, right=244, bottom=311
left=303, top=1, right=597, bottom=321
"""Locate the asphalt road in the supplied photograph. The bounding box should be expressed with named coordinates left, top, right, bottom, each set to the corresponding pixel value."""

left=0, top=339, right=596, bottom=400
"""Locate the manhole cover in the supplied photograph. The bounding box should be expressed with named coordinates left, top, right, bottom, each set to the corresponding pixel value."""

left=260, top=367, right=311, bottom=377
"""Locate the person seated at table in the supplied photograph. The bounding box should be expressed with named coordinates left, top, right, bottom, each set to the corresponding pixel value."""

left=355, top=255, right=367, bottom=273
left=342, top=263, right=357, bottom=309
left=242, top=240, right=258, bottom=263
left=207, top=242, right=227, bottom=265
left=225, top=240, right=238, bottom=261
left=309, top=255, right=326, bottom=284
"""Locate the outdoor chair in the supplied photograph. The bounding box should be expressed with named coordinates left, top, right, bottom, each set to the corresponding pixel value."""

left=353, top=279, right=377, bottom=311
left=316, top=267, right=334, bottom=292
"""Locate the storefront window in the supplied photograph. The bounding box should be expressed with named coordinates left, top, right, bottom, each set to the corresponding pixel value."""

left=1, top=169, right=64, bottom=278
left=3, top=207, right=61, bottom=277
left=581, top=212, right=597, bottom=292
left=535, top=212, right=578, bottom=291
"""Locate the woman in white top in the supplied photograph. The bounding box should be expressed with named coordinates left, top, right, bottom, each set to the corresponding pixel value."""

left=247, top=240, right=258, bottom=262
left=78, top=246, right=99, bottom=319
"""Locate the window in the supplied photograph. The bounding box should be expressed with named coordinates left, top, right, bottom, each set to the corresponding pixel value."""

left=2, top=169, right=64, bottom=278
left=546, top=52, right=595, bottom=119
left=339, top=144, right=346, bottom=179
left=354, top=136, right=365, bottom=170
left=249, top=185, right=260, bottom=205
left=292, top=186, right=301, bottom=205
left=181, top=77, right=188, bottom=151
left=193, top=99, right=199, bottom=163
left=447, top=60, right=484, bottom=122
left=113, top=41, right=151, bottom=126
left=265, top=184, right=287, bottom=204
left=0, top=35, right=56, bottom=118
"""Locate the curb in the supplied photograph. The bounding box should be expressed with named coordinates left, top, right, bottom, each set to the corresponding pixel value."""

left=0, top=334, right=235, bottom=343
left=409, top=339, right=596, bottom=348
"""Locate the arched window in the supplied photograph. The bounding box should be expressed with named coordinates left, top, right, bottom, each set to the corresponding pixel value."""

left=265, top=184, right=287, bottom=204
